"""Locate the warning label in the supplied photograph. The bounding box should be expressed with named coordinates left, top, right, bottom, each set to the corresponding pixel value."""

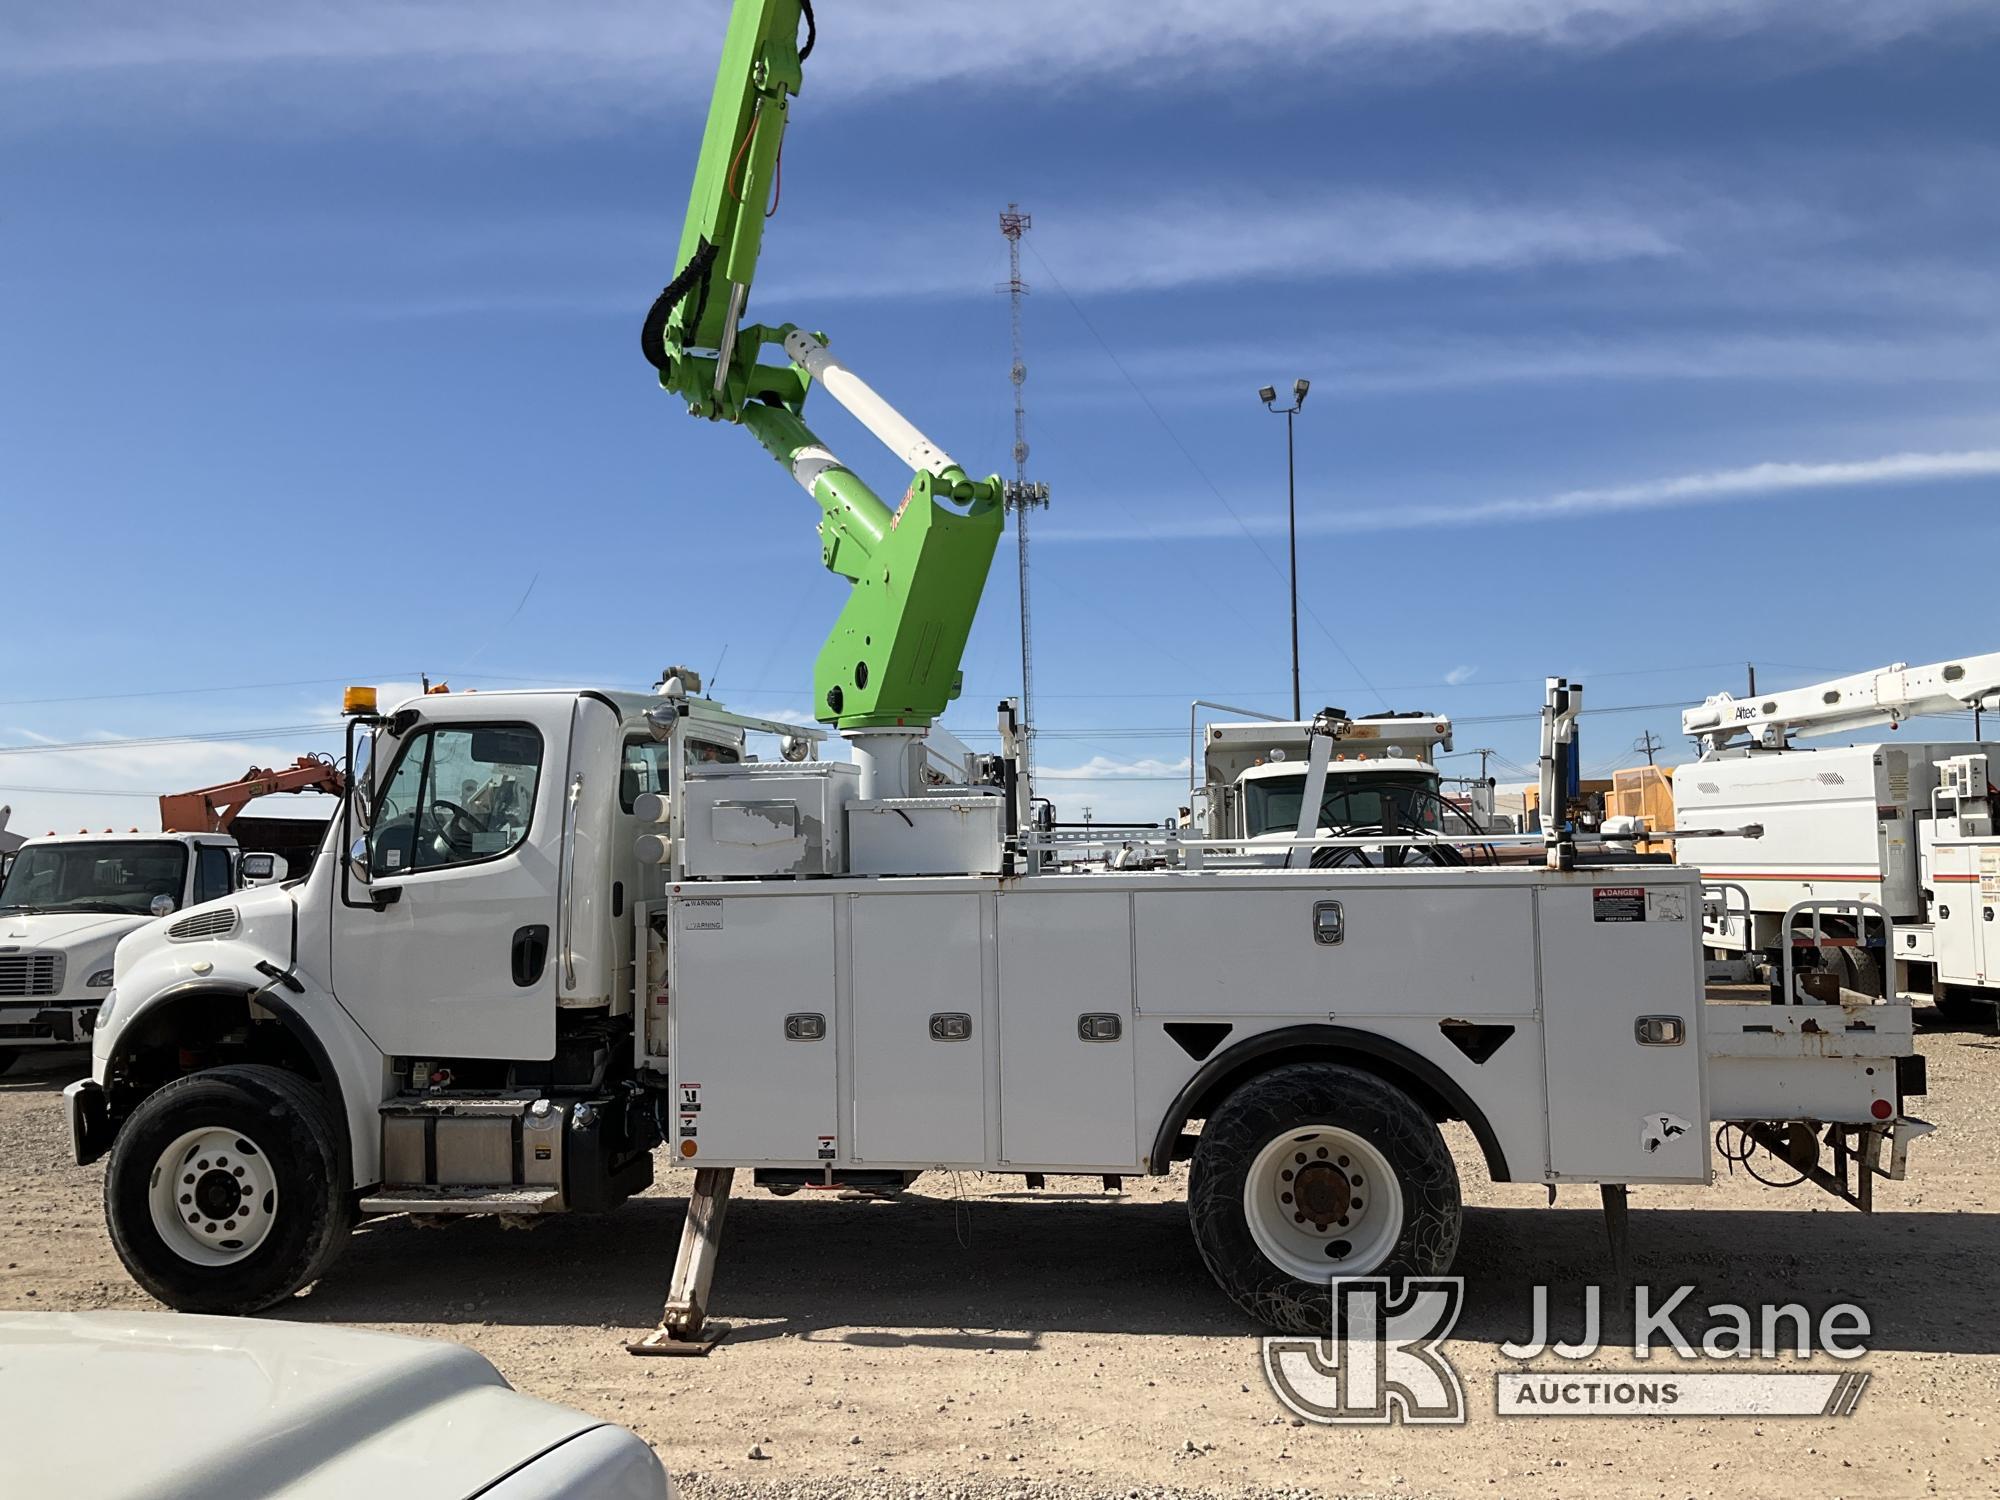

left=817, top=1135, right=837, bottom=1161
left=683, top=899, right=724, bottom=931
left=1593, top=886, right=1647, bottom=923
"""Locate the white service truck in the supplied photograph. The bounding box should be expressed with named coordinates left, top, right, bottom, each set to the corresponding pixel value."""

left=60, top=0, right=1933, bottom=1341
left=1, top=830, right=279, bottom=1073
left=1675, top=653, right=2000, bottom=1023
left=67, top=678, right=1930, bottom=1336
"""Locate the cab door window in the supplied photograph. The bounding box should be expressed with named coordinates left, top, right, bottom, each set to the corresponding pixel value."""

left=369, top=724, right=544, bottom=876
left=193, top=845, right=233, bottom=904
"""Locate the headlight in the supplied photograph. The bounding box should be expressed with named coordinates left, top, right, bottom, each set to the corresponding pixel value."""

left=86, top=968, right=116, bottom=988
left=95, top=989, right=117, bottom=1028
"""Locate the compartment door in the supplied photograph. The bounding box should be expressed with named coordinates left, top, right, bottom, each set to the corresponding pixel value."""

left=850, top=894, right=987, bottom=1165
left=1540, top=882, right=1708, bottom=1181
left=671, top=894, right=836, bottom=1164
left=997, top=890, right=1139, bottom=1170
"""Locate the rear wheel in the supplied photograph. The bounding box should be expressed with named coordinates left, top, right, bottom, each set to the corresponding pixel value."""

left=1934, top=987, right=1996, bottom=1026
left=105, top=1065, right=353, bottom=1313
left=1188, top=1062, right=1461, bottom=1333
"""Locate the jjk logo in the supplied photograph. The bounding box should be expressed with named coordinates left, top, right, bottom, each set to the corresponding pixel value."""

left=1262, top=1278, right=1466, bottom=1425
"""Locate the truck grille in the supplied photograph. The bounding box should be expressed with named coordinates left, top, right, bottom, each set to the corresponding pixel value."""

left=0, top=952, right=64, bottom=998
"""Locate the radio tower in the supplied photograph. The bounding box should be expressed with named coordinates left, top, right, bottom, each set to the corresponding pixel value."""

left=998, top=204, right=1050, bottom=776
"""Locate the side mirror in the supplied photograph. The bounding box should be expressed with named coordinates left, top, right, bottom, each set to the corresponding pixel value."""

left=149, top=894, right=177, bottom=919
left=350, top=775, right=376, bottom=830
left=347, top=835, right=373, bottom=887
left=239, top=852, right=284, bottom=886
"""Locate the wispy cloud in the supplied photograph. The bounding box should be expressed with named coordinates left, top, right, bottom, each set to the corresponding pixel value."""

left=6, top=1, right=1991, bottom=128
left=1045, top=447, right=2000, bottom=542
left=759, top=190, right=1681, bottom=307
left=1445, top=666, right=1479, bottom=687
left=1037, top=755, right=1190, bottom=783
left=1083, top=328, right=2000, bottom=399
left=8, top=1, right=1988, bottom=82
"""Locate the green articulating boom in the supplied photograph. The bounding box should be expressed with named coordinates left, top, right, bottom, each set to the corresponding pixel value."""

left=640, top=0, right=1005, bottom=732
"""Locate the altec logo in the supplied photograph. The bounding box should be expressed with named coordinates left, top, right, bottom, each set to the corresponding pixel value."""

left=1264, top=1280, right=1872, bottom=1426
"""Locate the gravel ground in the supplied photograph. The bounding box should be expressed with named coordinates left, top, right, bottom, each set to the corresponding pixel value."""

left=3, top=1011, right=1995, bottom=1499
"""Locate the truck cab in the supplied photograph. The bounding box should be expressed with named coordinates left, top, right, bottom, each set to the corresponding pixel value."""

left=1193, top=710, right=1483, bottom=860
left=0, top=830, right=276, bottom=1071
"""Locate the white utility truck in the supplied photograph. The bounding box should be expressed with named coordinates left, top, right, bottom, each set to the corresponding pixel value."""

left=1, top=830, right=279, bottom=1073
left=66, top=1, right=1932, bottom=1340
left=68, top=677, right=1929, bottom=1337
left=1675, top=654, right=2000, bottom=1023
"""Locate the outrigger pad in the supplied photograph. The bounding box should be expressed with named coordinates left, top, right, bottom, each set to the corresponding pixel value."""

left=626, top=1323, right=730, bottom=1358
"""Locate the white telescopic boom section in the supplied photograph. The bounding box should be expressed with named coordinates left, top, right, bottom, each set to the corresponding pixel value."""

left=1685, top=652, right=2000, bottom=751
left=783, top=329, right=957, bottom=478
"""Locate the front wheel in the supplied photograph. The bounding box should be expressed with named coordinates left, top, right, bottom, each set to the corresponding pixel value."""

left=1188, top=1062, right=1461, bottom=1333
left=105, top=1065, right=354, bottom=1314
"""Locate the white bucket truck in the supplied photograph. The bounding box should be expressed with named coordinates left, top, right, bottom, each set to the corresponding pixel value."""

left=1675, top=653, right=2000, bottom=1023
left=62, top=1, right=1935, bottom=1340
left=66, top=677, right=1930, bottom=1337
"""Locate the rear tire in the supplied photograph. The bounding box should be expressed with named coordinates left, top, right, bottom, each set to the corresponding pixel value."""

left=1188, top=1062, right=1461, bottom=1334
left=1934, top=987, right=1995, bottom=1026
left=105, top=1065, right=354, bottom=1314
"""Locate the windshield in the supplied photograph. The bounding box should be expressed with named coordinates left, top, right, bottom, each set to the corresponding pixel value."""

left=0, top=840, right=189, bottom=915
left=1242, top=770, right=1466, bottom=839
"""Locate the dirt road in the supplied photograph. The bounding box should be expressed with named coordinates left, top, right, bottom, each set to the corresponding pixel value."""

left=4, top=1018, right=1995, bottom=1499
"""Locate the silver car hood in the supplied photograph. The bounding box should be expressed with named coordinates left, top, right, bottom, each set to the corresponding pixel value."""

left=0, top=1311, right=652, bottom=1500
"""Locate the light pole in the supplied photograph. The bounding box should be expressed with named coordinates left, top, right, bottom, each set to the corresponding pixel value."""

left=1260, top=378, right=1311, bottom=719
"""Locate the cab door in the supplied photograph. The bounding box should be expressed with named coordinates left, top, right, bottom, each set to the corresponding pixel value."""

left=330, top=702, right=570, bottom=1060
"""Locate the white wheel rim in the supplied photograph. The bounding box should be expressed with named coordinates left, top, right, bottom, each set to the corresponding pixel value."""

left=147, top=1126, right=279, bottom=1266
left=1243, top=1125, right=1404, bottom=1282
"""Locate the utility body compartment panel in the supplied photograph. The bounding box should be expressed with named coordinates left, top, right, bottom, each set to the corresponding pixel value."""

left=662, top=866, right=1746, bottom=1184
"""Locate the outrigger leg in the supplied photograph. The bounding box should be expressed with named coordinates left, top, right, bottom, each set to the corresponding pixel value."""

left=1600, top=1183, right=1632, bottom=1307
left=628, top=1167, right=736, bottom=1356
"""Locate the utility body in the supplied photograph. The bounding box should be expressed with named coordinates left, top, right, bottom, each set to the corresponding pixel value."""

left=66, top=1, right=1933, bottom=1336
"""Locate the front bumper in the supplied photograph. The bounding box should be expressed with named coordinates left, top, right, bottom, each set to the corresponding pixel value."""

left=65, top=1079, right=113, bottom=1166
left=0, top=1000, right=102, bottom=1048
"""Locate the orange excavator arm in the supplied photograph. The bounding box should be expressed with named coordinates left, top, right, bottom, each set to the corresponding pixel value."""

left=159, top=754, right=347, bottom=834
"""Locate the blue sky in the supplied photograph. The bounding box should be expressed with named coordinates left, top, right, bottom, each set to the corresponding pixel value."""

left=4, top=0, right=1999, bottom=834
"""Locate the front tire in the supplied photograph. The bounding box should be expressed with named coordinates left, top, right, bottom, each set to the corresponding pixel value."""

left=105, top=1065, right=354, bottom=1314
left=1189, top=1062, right=1461, bottom=1333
